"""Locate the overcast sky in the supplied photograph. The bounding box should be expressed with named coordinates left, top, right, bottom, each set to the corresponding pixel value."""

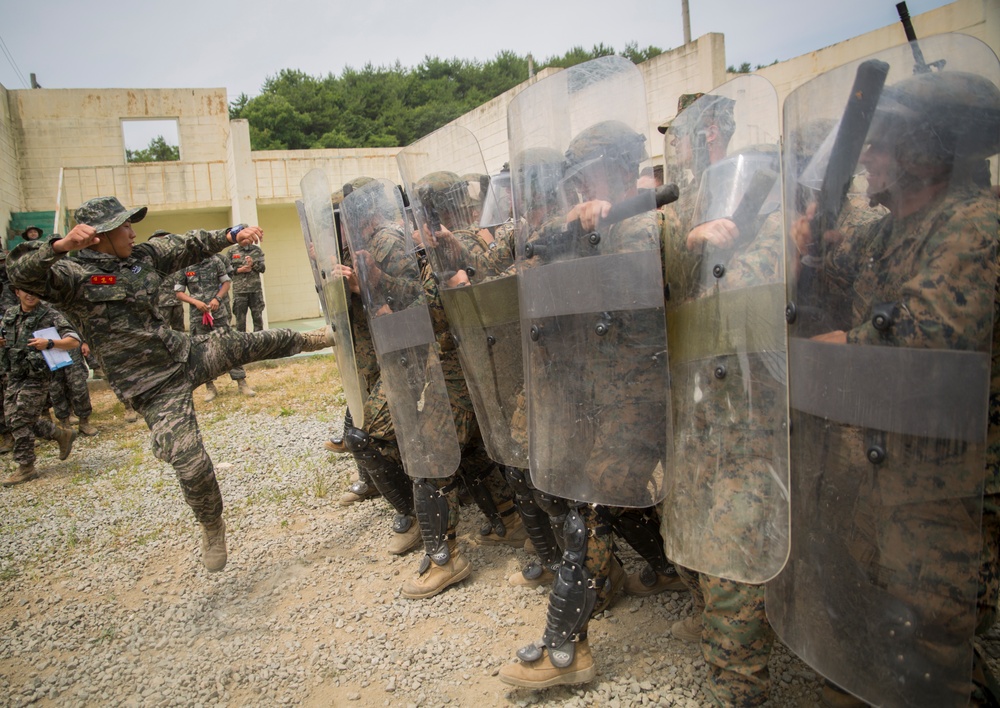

left=1, top=0, right=951, bottom=100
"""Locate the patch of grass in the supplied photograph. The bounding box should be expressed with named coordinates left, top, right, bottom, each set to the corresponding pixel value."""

left=0, top=567, right=19, bottom=582
left=279, top=407, right=294, bottom=417
left=312, top=471, right=330, bottom=499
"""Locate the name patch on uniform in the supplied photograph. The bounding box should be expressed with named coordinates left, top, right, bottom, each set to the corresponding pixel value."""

left=90, top=275, right=116, bottom=285
left=232, top=254, right=242, bottom=259
left=186, top=271, right=196, bottom=277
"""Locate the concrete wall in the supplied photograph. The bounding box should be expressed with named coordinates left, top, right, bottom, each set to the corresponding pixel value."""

left=10, top=88, right=230, bottom=213
left=0, top=84, right=20, bottom=237
left=256, top=203, right=321, bottom=322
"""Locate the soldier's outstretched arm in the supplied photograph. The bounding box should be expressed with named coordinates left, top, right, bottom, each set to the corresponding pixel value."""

left=140, top=226, right=263, bottom=277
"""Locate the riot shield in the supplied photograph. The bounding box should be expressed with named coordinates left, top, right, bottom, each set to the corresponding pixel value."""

left=660, top=75, right=789, bottom=583
left=298, top=169, right=367, bottom=425
left=397, top=127, right=526, bottom=467
left=508, top=54, right=671, bottom=507
left=294, top=199, right=325, bottom=307
left=766, top=34, right=999, bottom=707
left=339, top=178, right=460, bottom=478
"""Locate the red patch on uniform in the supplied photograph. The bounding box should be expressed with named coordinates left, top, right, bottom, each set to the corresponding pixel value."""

left=90, top=275, right=116, bottom=285
left=186, top=271, right=196, bottom=277
left=232, top=254, right=242, bottom=259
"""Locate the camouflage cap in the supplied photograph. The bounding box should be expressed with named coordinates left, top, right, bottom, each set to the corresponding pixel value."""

left=658, top=93, right=706, bottom=134
left=74, top=196, right=147, bottom=234
left=22, top=225, right=43, bottom=239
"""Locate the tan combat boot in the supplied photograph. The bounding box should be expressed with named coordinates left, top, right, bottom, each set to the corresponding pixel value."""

left=67, top=414, right=79, bottom=425
left=624, top=563, right=687, bottom=597
left=387, top=518, right=422, bottom=555
left=671, top=614, right=702, bottom=643
left=78, top=416, right=98, bottom=436
left=508, top=561, right=556, bottom=589
left=2, top=464, right=37, bottom=487
left=324, top=437, right=348, bottom=453
left=300, top=326, right=336, bottom=352
left=204, top=381, right=219, bottom=402
left=0, top=433, right=13, bottom=454
left=54, top=427, right=76, bottom=460
left=237, top=379, right=256, bottom=397
left=337, top=478, right=380, bottom=505
left=401, top=542, right=471, bottom=599
left=498, top=639, right=596, bottom=689
left=124, top=404, right=139, bottom=423
left=475, top=511, right=528, bottom=547
left=200, top=518, right=227, bottom=572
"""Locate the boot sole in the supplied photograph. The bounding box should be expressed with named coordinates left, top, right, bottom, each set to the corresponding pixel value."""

left=400, top=562, right=472, bottom=599
left=498, top=663, right=596, bottom=689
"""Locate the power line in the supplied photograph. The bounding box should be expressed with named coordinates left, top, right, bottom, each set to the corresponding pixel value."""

left=0, top=32, right=29, bottom=89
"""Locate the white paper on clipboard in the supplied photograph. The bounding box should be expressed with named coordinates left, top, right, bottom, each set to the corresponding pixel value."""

left=33, top=327, right=73, bottom=371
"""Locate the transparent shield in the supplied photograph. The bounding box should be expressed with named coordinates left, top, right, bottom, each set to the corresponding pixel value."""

left=766, top=34, right=998, bottom=707
left=398, top=126, right=526, bottom=467
left=508, top=55, right=671, bottom=507
left=660, top=74, right=789, bottom=583
left=299, top=169, right=367, bottom=425
left=339, top=178, right=460, bottom=478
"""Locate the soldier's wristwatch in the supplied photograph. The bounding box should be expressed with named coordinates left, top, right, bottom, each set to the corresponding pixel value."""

left=228, top=224, right=246, bottom=243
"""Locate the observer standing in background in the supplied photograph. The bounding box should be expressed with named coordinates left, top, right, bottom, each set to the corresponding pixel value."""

left=226, top=240, right=266, bottom=333
left=0, top=288, right=78, bottom=487
left=175, top=253, right=256, bottom=400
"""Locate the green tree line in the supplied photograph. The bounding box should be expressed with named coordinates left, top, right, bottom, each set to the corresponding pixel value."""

left=229, top=43, right=663, bottom=151
left=126, top=135, right=180, bottom=163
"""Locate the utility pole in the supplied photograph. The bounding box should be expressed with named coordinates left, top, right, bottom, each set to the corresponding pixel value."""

left=681, top=0, right=691, bottom=45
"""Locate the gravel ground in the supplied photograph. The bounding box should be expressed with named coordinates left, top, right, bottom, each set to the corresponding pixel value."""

left=1, top=357, right=999, bottom=707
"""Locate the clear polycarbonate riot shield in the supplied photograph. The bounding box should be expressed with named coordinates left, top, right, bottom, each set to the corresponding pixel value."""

left=397, top=126, right=526, bottom=467
left=397, top=123, right=505, bottom=285
left=339, top=178, right=460, bottom=479
left=660, top=75, right=789, bottom=583
left=298, top=169, right=367, bottom=425
left=766, top=34, right=998, bottom=708
left=295, top=199, right=325, bottom=305
left=508, top=54, right=671, bottom=507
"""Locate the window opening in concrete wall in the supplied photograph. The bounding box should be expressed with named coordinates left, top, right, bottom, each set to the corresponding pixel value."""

left=122, top=119, right=180, bottom=163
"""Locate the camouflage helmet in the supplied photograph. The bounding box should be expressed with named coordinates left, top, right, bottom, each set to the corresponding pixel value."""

left=415, top=171, right=476, bottom=229
left=868, top=71, right=1000, bottom=169
left=331, top=176, right=377, bottom=208
left=671, top=94, right=736, bottom=144
left=564, top=120, right=648, bottom=174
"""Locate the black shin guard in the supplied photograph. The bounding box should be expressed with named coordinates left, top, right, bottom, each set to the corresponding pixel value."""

left=610, top=507, right=671, bottom=575
left=504, top=466, right=560, bottom=565
left=461, top=464, right=508, bottom=537
left=413, top=478, right=451, bottom=566
left=344, top=427, right=413, bottom=517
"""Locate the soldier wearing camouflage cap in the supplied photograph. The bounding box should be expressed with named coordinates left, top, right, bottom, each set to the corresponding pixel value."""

left=7, top=196, right=336, bottom=572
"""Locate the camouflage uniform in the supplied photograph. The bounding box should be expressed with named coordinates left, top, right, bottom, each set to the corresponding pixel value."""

left=49, top=345, right=92, bottom=422
left=0, top=302, right=78, bottom=466
left=8, top=227, right=314, bottom=524
left=156, top=269, right=186, bottom=332
left=828, top=183, right=997, bottom=662
left=176, top=254, right=246, bottom=383
left=225, top=243, right=266, bottom=332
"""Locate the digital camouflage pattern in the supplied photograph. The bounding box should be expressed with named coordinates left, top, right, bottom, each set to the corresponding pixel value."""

left=0, top=302, right=78, bottom=465
left=177, top=254, right=234, bottom=328
left=7, top=229, right=311, bottom=523
left=226, top=243, right=266, bottom=333
left=49, top=352, right=92, bottom=421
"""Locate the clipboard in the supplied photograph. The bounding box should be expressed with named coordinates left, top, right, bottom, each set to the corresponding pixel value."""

left=33, top=327, right=74, bottom=372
